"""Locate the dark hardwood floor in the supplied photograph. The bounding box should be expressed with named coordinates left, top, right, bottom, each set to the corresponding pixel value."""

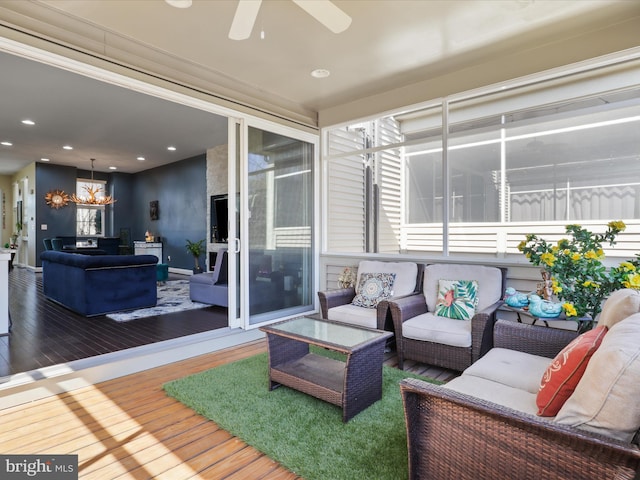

left=2, top=266, right=228, bottom=377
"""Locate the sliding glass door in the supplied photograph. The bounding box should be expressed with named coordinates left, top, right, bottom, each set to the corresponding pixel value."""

left=229, top=120, right=317, bottom=329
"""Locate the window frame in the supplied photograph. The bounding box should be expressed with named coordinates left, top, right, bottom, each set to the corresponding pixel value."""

left=321, top=49, right=640, bottom=260
left=75, top=178, right=108, bottom=237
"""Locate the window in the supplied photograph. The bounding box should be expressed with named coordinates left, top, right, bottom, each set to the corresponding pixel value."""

left=324, top=53, right=640, bottom=258
left=76, top=205, right=103, bottom=236
left=75, top=179, right=107, bottom=236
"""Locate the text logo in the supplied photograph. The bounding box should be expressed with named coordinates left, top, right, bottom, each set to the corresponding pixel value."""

left=0, top=455, right=77, bottom=479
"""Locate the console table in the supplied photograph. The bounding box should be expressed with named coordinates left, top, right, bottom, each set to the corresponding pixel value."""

left=260, top=317, right=392, bottom=422
left=134, top=241, right=162, bottom=261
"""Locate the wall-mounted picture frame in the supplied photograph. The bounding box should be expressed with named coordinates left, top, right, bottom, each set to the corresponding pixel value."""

left=149, top=200, right=159, bottom=221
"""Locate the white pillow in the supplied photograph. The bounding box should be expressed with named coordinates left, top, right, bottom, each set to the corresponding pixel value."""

left=555, top=313, right=640, bottom=442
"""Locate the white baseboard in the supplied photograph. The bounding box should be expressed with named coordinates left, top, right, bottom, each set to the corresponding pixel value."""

left=169, top=266, right=193, bottom=275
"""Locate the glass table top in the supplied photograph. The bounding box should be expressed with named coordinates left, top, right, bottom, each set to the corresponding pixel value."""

left=261, top=317, right=390, bottom=349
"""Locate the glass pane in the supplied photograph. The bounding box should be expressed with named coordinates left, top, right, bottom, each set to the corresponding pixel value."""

left=265, top=317, right=387, bottom=349
left=325, top=154, right=366, bottom=253
left=505, top=93, right=640, bottom=222
left=406, top=148, right=443, bottom=224
left=247, top=127, right=314, bottom=324
left=403, top=105, right=444, bottom=253
left=76, top=207, right=104, bottom=236
left=448, top=140, right=501, bottom=223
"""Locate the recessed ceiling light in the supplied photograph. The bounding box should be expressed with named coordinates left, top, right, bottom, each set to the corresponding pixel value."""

left=63, top=145, right=73, bottom=150
left=165, top=0, right=192, bottom=8
left=1, top=141, right=13, bottom=147
left=167, top=146, right=177, bottom=151
left=21, top=119, right=35, bottom=125
left=41, top=158, right=50, bottom=162
left=136, top=156, right=146, bottom=161
left=109, top=166, right=117, bottom=170
left=311, top=69, right=330, bottom=78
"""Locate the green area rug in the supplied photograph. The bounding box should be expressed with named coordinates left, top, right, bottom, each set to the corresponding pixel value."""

left=163, top=352, right=438, bottom=480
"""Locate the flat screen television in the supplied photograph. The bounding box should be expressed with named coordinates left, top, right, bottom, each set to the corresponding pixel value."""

left=210, top=194, right=228, bottom=243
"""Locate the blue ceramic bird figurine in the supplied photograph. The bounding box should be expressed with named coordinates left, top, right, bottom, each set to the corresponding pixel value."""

left=527, top=294, right=562, bottom=318
left=504, top=287, right=529, bottom=308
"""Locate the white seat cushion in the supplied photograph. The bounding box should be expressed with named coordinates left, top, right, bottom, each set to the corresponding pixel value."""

left=463, top=348, right=552, bottom=394
left=327, top=304, right=378, bottom=329
left=402, top=312, right=471, bottom=348
left=356, top=260, right=418, bottom=297
left=444, top=375, right=545, bottom=417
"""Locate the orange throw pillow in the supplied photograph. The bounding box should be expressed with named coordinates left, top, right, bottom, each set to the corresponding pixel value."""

left=536, top=325, right=608, bottom=416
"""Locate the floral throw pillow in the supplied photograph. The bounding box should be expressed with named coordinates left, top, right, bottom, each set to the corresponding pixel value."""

left=352, top=273, right=396, bottom=309
left=435, top=279, right=478, bottom=320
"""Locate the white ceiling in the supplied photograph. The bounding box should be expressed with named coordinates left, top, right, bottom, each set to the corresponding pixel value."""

left=0, top=0, right=638, bottom=175
left=0, top=50, right=229, bottom=175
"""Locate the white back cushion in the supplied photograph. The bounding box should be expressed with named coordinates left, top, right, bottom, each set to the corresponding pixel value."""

left=555, top=313, right=640, bottom=442
left=597, top=288, right=640, bottom=329
left=356, top=261, right=418, bottom=297
left=423, top=264, right=503, bottom=312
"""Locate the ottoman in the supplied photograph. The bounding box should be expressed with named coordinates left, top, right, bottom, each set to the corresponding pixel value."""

left=156, top=263, right=169, bottom=282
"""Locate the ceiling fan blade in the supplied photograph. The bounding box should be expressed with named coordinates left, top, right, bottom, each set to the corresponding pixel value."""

left=229, top=0, right=263, bottom=40
left=292, top=0, right=352, bottom=34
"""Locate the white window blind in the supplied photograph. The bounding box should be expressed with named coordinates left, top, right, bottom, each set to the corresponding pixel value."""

left=376, top=118, right=403, bottom=253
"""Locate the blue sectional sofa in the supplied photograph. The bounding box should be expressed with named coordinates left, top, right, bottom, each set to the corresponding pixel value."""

left=41, top=251, right=158, bottom=316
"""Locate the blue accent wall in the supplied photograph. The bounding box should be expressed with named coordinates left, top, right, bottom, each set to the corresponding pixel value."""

left=131, top=154, right=207, bottom=267
left=35, top=154, right=207, bottom=269
left=35, top=163, right=78, bottom=261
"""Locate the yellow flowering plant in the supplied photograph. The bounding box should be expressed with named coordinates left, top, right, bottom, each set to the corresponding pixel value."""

left=518, top=221, right=637, bottom=319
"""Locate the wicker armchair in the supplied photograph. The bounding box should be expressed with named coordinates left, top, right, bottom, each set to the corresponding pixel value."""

left=389, top=264, right=507, bottom=371
left=318, top=262, right=424, bottom=331
left=400, top=321, right=640, bottom=480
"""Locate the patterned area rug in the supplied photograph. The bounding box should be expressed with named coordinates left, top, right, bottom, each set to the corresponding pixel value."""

left=107, top=279, right=209, bottom=322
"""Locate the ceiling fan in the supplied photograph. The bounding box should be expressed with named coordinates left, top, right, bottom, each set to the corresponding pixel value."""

left=228, top=0, right=352, bottom=40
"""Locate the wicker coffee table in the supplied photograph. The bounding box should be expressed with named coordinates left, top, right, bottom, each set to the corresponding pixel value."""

left=260, top=317, right=393, bottom=422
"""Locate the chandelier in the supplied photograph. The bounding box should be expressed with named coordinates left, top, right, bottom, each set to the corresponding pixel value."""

left=71, top=159, right=117, bottom=205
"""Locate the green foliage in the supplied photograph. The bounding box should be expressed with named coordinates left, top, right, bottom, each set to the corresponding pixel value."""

left=164, top=353, right=438, bottom=480
left=185, top=238, right=205, bottom=257
left=518, top=221, right=640, bottom=319
left=185, top=238, right=205, bottom=269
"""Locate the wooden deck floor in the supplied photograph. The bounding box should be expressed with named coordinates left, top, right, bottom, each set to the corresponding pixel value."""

left=0, top=335, right=455, bottom=479
left=0, top=339, right=300, bottom=479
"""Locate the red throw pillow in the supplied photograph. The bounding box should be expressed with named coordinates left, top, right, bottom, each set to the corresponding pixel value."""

left=536, top=325, right=608, bottom=416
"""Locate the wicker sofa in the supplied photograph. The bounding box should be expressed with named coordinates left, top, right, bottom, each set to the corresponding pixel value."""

left=400, top=289, right=640, bottom=479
